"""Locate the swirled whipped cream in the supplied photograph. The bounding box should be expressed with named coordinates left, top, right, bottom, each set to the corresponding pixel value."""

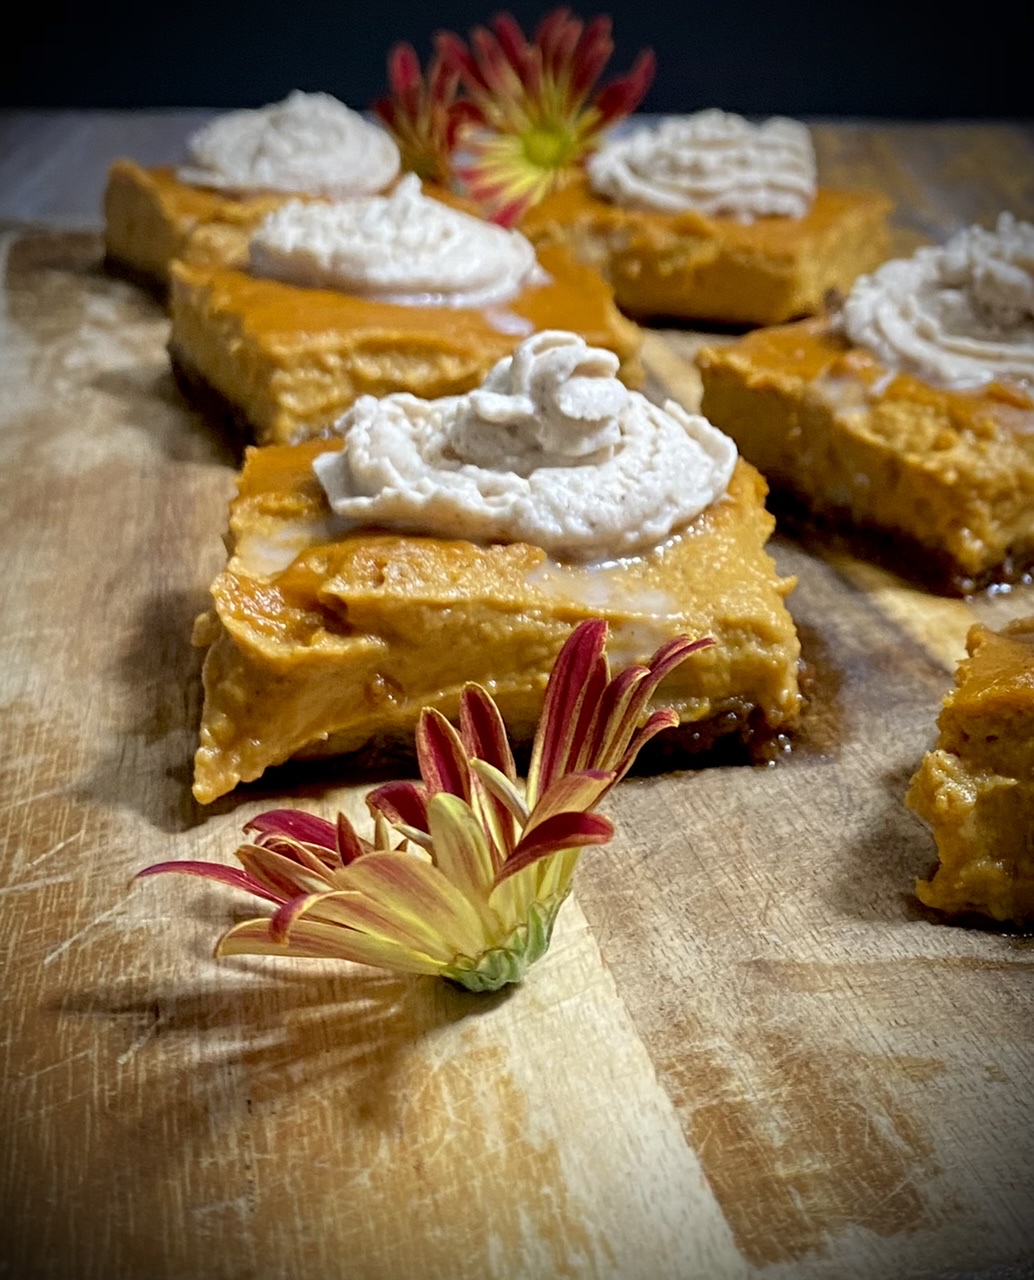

left=249, top=174, right=545, bottom=306
left=177, top=90, right=400, bottom=197
left=587, top=109, right=816, bottom=221
left=841, top=213, right=1034, bottom=389
left=313, top=330, right=737, bottom=561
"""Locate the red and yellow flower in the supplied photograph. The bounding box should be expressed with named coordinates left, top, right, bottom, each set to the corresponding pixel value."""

left=137, top=620, right=709, bottom=992
left=439, top=8, right=655, bottom=224
left=372, top=7, right=655, bottom=225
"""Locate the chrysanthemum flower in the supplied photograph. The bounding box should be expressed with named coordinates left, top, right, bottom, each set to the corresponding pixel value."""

left=372, top=42, right=474, bottom=184
left=137, top=620, right=710, bottom=993
left=437, top=7, right=656, bottom=225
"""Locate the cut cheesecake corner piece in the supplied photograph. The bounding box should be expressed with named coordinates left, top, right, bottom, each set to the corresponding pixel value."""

left=696, top=317, right=1034, bottom=594
left=167, top=241, right=645, bottom=448
left=191, top=443, right=802, bottom=804
left=905, top=617, right=1034, bottom=925
left=102, top=158, right=292, bottom=295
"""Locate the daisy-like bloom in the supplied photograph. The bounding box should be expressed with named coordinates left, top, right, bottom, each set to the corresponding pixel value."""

left=372, top=42, right=473, bottom=185
left=137, top=620, right=710, bottom=993
left=437, top=7, right=656, bottom=225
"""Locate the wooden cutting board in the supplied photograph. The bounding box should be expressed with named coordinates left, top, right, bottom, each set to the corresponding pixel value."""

left=2, top=213, right=1033, bottom=1279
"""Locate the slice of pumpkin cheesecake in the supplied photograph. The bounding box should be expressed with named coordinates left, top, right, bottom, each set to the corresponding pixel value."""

left=191, top=331, right=802, bottom=802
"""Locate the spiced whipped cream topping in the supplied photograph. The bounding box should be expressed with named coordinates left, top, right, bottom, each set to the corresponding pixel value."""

left=841, top=213, right=1034, bottom=389
left=177, top=90, right=400, bottom=197
left=313, top=330, right=737, bottom=561
left=248, top=174, right=546, bottom=307
left=587, top=109, right=816, bottom=221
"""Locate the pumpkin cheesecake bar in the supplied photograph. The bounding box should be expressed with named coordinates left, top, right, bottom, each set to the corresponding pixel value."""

left=168, top=170, right=644, bottom=449
left=906, top=617, right=1034, bottom=924
left=522, top=177, right=892, bottom=327
left=698, top=216, right=1034, bottom=593
left=191, top=331, right=801, bottom=803
left=697, top=318, right=1034, bottom=592
left=520, top=111, right=892, bottom=326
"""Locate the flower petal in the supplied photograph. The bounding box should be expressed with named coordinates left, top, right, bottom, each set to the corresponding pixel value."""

left=569, top=16, right=613, bottom=103
left=496, top=810, right=614, bottom=885
left=388, top=41, right=423, bottom=103
left=527, top=619, right=609, bottom=803
left=585, top=634, right=714, bottom=769
left=459, top=684, right=516, bottom=779
left=583, top=662, right=650, bottom=767
left=215, top=918, right=444, bottom=975
left=415, top=708, right=471, bottom=801
left=133, top=860, right=280, bottom=904
left=336, top=811, right=367, bottom=864
left=491, top=11, right=534, bottom=82
left=471, top=26, right=525, bottom=100
left=523, top=769, right=614, bottom=832
left=235, top=843, right=334, bottom=901
left=594, top=49, right=656, bottom=125
left=375, top=39, right=467, bottom=182
left=366, top=779, right=430, bottom=834
left=385, top=823, right=435, bottom=853
left=270, top=888, right=456, bottom=962
left=337, top=851, right=487, bottom=958
left=435, top=29, right=490, bottom=94
left=426, top=793, right=499, bottom=919
left=535, top=7, right=581, bottom=82
left=460, top=685, right=519, bottom=860
left=613, top=708, right=680, bottom=782
left=245, top=809, right=337, bottom=851
left=610, top=635, right=714, bottom=753
left=469, top=759, right=529, bottom=823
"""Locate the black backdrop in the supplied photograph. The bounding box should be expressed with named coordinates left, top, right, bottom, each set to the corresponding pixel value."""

left=3, top=0, right=1033, bottom=119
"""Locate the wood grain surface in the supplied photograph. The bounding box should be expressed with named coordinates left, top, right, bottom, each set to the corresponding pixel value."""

left=1, top=122, right=1033, bottom=1280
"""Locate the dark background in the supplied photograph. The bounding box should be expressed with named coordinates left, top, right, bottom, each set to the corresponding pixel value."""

left=2, top=0, right=1033, bottom=119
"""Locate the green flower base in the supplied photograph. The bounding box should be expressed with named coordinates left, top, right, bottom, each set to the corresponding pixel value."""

left=442, top=896, right=567, bottom=993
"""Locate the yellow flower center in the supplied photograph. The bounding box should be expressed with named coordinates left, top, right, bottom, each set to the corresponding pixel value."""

left=521, top=124, right=577, bottom=172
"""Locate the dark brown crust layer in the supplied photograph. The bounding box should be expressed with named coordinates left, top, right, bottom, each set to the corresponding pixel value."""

left=169, top=346, right=256, bottom=456
left=301, top=697, right=794, bottom=775
left=221, top=699, right=795, bottom=806
left=102, top=252, right=169, bottom=303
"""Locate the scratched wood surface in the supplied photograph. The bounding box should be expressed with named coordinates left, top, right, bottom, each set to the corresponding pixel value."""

left=1, top=117, right=1033, bottom=1280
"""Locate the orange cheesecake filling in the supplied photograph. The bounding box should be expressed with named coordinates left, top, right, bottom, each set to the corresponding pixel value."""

left=520, top=176, right=893, bottom=325
left=907, top=619, right=1034, bottom=924
left=169, top=242, right=644, bottom=445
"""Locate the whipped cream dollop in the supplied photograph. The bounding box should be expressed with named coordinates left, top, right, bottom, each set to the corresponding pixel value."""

left=177, top=90, right=400, bottom=197
left=841, top=213, right=1034, bottom=389
left=313, top=330, right=737, bottom=561
left=587, top=109, right=816, bottom=221
left=249, top=174, right=545, bottom=306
